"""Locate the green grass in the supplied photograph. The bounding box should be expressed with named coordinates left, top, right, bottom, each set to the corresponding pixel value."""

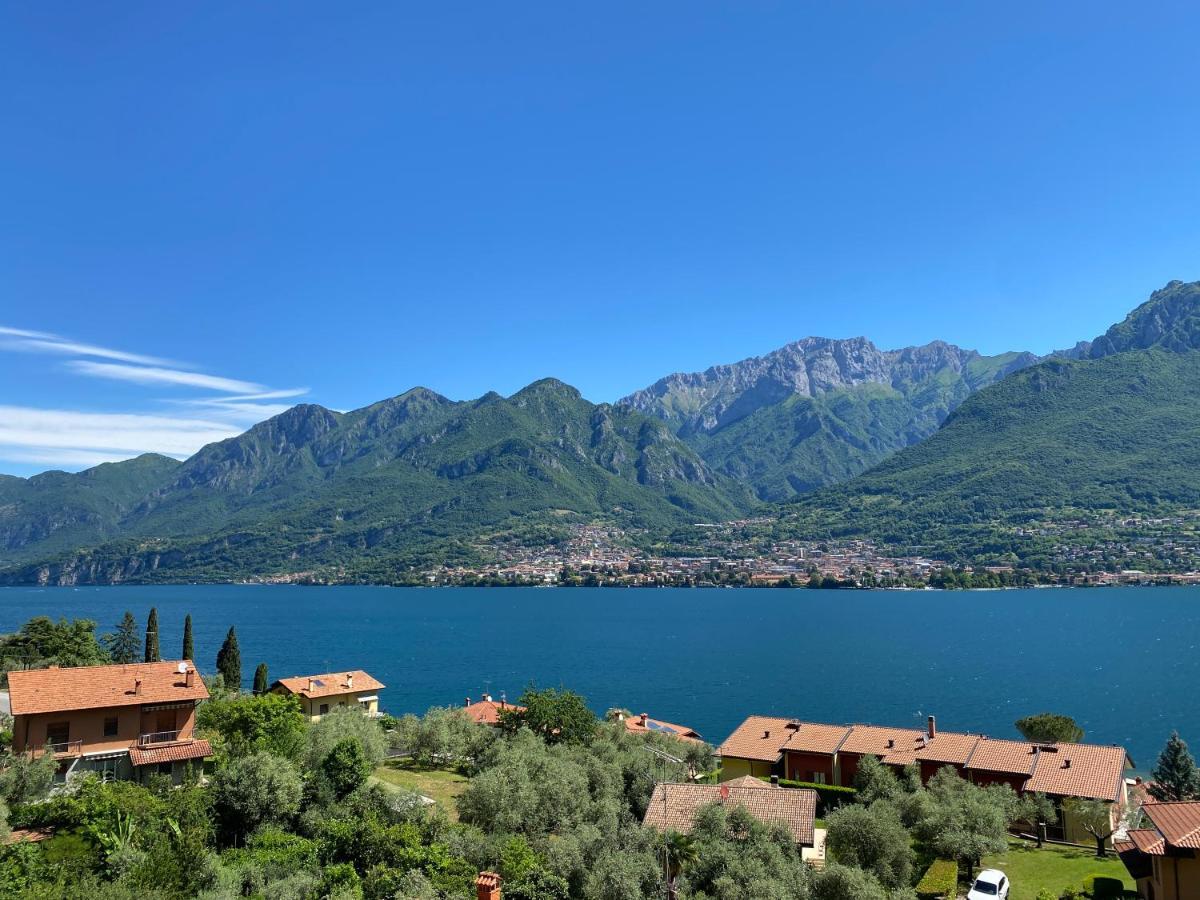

left=979, top=839, right=1134, bottom=900
left=372, top=758, right=469, bottom=820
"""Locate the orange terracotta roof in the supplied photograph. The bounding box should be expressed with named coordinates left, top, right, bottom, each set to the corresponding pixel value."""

left=724, top=775, right=781, bottom=789
left=1144, top=801, right=1200, bottom=850
left=129, top=739, right=213, bottom=767
left=1026, top=743, right=1129, bottom=802
left=4, top=828, right=53, bottom=845
left=964, top=738, right=1040, bottom=776
left=1122, top=828, right=1166, bottom=856
left=782, top=723, right=853, bottom=756
left=717, top=715, right=799, bottom=762
left=272, top=670, right=384, bottom=700
left=643, top=782, right=816, bottom=845
left=463, top=698, right=525, bottom=725
left=839, top=724, right=925, bottom=757
left=623, top=713, right=704, bottom=743
left=8, top=661, right=207, bottom=715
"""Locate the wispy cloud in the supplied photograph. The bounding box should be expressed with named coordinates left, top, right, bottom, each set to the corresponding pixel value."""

left=67, top=360, right=269, bottom=393
left=0, top=325, right=311, bottom=474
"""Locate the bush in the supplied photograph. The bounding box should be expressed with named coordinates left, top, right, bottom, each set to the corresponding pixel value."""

left=1082, top=874, right=1124, bottom=898
left=914, top=859, right=958, bottom=900
left=769, top=777, right=857, bottom=813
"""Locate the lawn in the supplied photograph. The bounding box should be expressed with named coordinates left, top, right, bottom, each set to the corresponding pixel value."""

left=372, top=758, right=470, bottom=821
left=979, top=839, right=1134, bottom=900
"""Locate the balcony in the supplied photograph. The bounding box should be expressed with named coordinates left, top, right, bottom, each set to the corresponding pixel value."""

left=136, top=730, right=183, bottom=747
left=37, top=739, right=83, bottom=757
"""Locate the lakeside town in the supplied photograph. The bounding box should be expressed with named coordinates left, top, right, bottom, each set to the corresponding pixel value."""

left=1, top=610, right=1198, bottom=899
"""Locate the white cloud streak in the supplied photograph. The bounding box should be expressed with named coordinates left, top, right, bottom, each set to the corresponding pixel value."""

left=66, top=360, right=269, bottom=393
left=0, top=326, right=180, bottom=367
left=0, top=406, right=242, bottom=459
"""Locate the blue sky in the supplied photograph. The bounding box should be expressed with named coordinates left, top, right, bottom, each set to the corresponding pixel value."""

left=2, top=2, right=1199, bottom=476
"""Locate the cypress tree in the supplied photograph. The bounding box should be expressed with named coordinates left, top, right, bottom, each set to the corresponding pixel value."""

left=216, top=626, right=242, bottom=691
left=144, top=607, right=160, bottom=663
left=182, top=614, right=194, bottom=661
left=108, top=611, right=140, bottom=664
left=253, top=662, right=269, bottom=695
left=1149, top=731, right=1200, bottom=801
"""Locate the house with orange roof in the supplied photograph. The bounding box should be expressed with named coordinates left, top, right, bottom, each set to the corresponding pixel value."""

left=271, top=670, right=384, bottom=721
left=462, top=694, right=524, bottom=726
left=643, top=779, right=819, bottom=850
left=1117, top=801, right=1200, bottom=899
left=615, top=711, right=703, bottom=744
left=8, top=660, right=212, bottom=784
left=718, top=713, right=1132, bottom=846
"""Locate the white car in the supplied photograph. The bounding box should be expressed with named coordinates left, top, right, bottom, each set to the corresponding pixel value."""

left=966, top=869, right=1010, bottom=900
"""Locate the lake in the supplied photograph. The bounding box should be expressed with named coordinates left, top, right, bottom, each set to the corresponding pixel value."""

left=1, top=585, right=1195, bottom=767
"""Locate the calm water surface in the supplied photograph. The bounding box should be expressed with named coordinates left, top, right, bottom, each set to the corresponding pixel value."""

left=1, top=585, right=1195, bottom=767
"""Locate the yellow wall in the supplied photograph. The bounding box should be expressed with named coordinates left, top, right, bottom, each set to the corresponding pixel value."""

left=1146, top=855, right=1200, bottom=900
left=719, top=757, right=774, bottom=781
left=296, top=691, right=379, bottom=722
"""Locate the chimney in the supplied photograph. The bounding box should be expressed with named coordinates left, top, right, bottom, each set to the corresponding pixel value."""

left=500, top=691, right=507, bottom=709
left=886, top=738, right=895, bottom=749
left=927, top=715, right=937, bottom=739
left=308, top=678, right=316, bottom=693
left=770, top=774, right=780, bottom=785
left=465, top=697, right=471, bottom=707
left=475, top=871, right=501, bottom=900
left=1063, top=758, right=1071, bottom=769
left=640, top=713, right=649, bottom=726
left=134, top=678, right=143, bottom=696
left=346, top=673, right=354, bottom=690
left=185, top=667, right=195, bottom=688
left=763, top=730, right=771, bottom=739
left=484, top=693, right=492, bottom=703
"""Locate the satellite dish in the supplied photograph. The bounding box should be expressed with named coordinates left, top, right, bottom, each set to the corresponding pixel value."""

left=177, top=662, right=188, bottom=674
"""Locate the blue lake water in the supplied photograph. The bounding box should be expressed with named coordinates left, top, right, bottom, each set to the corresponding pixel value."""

left=1, top=585, right=1195, bottom=767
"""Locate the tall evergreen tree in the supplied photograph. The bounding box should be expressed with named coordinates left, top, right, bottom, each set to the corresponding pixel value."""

left=1149, top=731, right=1200, bottom=802
left=107, top=611, right=140, bottom=664
left=144, top=607, right=160, bottom=663
left=253, top=662, right=269, bottom=695
left=216, top=626, right=242, bottom=691
left=182, top=614, right=194, bottom=661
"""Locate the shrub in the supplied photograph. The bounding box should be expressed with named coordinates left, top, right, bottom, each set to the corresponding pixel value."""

left=914, top=859, right=958, bottom=900
left=1035, top=891, right=1057, bottom=900
left=769, top=777, right=857, bottom=813
left=1082, top=874, right=1124, bottom=898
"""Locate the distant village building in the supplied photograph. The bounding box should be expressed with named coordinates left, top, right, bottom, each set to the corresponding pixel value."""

left=271, top=670, right=384, bottom=721
left=1117, top=801, right=1200, bottom=899
left=614, top=710, right=704, bottom=744
left=8, top=660, right=213, bottom=784
left=462, top=694, right=523, bottom=725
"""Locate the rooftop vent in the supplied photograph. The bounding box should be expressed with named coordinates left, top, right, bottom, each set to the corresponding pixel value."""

left=763, top=730, right=771, bottom=739
left=886, top=739, right=895, bottom=749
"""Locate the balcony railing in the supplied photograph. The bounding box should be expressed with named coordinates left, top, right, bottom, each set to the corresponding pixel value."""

left=40, top=739, right=83, bottom=757
left=137, top=730, right=182, bottom=747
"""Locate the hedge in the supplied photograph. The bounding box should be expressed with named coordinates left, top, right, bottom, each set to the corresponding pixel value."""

left=770, top=778, right=856, bottom=813
left=915, top=859, right=958, bottom=900
left=1082, top=874, right=1124, bottom=898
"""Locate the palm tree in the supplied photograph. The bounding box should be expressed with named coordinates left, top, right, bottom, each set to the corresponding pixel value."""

left=662, top=829, right=698, bottom=900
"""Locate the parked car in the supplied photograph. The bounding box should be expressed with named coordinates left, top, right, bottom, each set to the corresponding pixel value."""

left=966, top=869, right=1010, bottom=899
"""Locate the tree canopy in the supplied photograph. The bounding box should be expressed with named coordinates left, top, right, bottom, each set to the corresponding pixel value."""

left=1015, top=713, right=1084, bottom=744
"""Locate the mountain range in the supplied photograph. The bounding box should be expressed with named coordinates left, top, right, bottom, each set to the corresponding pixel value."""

left=3, top=279, right=1199, bottom=583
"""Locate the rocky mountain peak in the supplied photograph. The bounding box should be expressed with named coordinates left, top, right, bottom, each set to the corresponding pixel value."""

left=1089, top=279, right=1200, bottom=358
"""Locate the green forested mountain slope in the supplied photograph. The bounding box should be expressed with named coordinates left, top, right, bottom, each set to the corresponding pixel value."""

left=782, top=281, right=1200, bottom=550
left=0, top=380, right=752, bottom=582
left=620, top=337, right=1039, bottom=500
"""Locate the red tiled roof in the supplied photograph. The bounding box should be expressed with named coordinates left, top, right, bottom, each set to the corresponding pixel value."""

left=782, top=723, right=853, bottom=756
left=623, top=714, right=704, bottom=744
left=129, top=739, right=213, bottom=767
left=463, top=698, right=525, bottom=725
left=4, top=828, right=53, bottom=845
left=1026, top=743, right=1129, bottom=802
left=1144, top=801, right=1200, bottom=850
left=272, top=670, right=384, bottom=700
left=8, top=661, right=207, bottom=715
left=838, top=724, right=927, bottom=757
left=1121, top=829, right=1166, bottom=856
left=724, top=775, right=781, bottom=789
left=717, top=716, right=798, bottom=762
left=643, top=782, right=817, bottom=845
left=894, top=731, right=981, bottom=767
left=964, top=738, right=1040, bottom=777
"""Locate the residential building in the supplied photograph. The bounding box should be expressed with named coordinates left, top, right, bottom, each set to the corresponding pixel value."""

left=615, top=710, right=704, bottom=744
left=8, top=660, right=212, bottom=783
left=463, top=694, right=524, bottom=726
left=718, top=713, right=1132, bottom=845
left=1117, top=801, right=1200, bottom=900
left=271, top=670, right=384, bottom=721
left=643, top=777, right=819, bottom=854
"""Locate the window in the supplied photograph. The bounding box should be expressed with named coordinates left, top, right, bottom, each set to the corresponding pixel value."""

left=811, top=771, right=827, bottom=784
left=158, top=762, right=173, bottom=776
left=103, top=716, right=119, bottom=737
left=319, top=703, right=330, bottom=716
left=46, top=722, right=70, bottom=746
